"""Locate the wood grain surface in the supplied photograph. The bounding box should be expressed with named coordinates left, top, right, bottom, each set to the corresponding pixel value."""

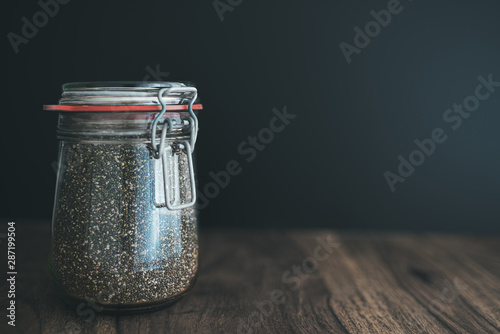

left=1, top=222, right=499, bottom=334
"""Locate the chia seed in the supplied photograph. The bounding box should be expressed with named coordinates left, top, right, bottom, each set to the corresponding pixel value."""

left=49, top=141, right=198, bottom=305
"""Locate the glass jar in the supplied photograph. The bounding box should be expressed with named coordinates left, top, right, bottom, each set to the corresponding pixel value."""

left=45, top=82, right=202, bottom=313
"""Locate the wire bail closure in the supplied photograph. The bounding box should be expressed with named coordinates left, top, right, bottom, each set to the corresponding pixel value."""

left=151, top=87, right=198, bottom=210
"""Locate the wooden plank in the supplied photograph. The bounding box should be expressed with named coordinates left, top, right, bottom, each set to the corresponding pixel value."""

left=1, top=223, right=499, bottom=334
left=390, top=235, right=500, bottom=333
left=292, top=233, right=500, bottom=334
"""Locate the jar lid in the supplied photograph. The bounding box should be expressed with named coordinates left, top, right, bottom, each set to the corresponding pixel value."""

left=43, top=81, right=203, bottom=112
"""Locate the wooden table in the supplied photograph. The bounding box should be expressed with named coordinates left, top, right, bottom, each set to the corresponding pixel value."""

left=2, top=221, right=499, bottom=334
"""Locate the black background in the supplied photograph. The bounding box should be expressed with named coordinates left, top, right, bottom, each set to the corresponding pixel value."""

left=3, top=0, right=500, bottom=232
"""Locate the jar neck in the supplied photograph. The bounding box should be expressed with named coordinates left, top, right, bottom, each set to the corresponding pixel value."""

left=57, top=112, right=193, bottom=142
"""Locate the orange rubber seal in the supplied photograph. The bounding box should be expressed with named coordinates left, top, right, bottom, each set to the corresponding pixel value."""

left=43, top=104, right=203, bottom=112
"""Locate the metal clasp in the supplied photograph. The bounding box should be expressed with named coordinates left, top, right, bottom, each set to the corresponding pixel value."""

left=151, top=87, right=198, bottom=210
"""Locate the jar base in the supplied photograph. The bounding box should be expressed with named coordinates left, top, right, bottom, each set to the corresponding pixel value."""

left=50, top=275, right=197, bottom=315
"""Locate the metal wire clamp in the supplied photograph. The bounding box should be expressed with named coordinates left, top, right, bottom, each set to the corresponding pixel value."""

left=151, top=87, right=198, bottom=210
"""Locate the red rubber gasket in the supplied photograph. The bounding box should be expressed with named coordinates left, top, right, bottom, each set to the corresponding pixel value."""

left=43, top=104, right=203, bottom=112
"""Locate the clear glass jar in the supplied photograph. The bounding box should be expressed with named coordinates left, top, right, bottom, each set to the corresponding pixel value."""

left=45, top=82, right=202, bottom=313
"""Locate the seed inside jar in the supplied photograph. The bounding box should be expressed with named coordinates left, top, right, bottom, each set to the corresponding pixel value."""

left=50, top=142, right=198, bottom=304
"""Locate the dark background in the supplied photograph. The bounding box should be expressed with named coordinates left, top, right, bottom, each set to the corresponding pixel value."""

left=3, top=0, right=500, bottom=232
